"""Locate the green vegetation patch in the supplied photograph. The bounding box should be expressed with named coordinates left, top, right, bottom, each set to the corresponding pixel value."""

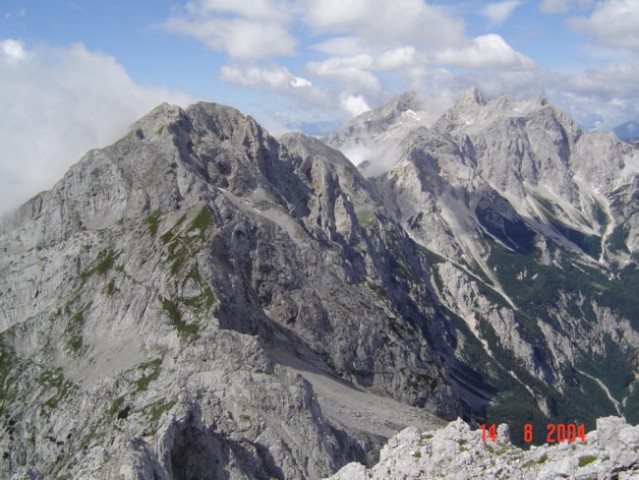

left=67, top=335, right=83, bottom=353
left=63, top=300, right=91, bottom=356
left=160, top=230, right=175, bottom=244
left=80, top=249, right=119, bottom=280
left=549, top=219, right=601, bottom=259
left=105, top=279, right=119, bottom=296
left=107, top=396, right=126, bottom=417
left=181, top=287, right=216, bottom=311
left=182, top=264, right=202, bottom=288
left=608, top=224, right=629, bottom=253
left=144, top=210, right=163, bottom=236
left=155, top=207, right=220, bottom=338
left=158, top=207, right=214, bottom=275
left=147, top=397, right=176, bottom=422
left=160, top=297, right=200, bottom=338
left=135, top=358, right=162, bottom=392
left=356, top=209, right=374, bottom=228
left=578, top=334, right=634, bottom=402
left=188, top=206, right=213, bottom=237
left=0, top=338, right=19, bottom=409
left=38, top=369, right=76, bottom=410
left=591, top=201, right=609, bottom=232
left=578, top=455, right=597, bottom=467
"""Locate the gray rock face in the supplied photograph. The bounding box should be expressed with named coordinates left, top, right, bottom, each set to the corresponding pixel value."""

left=0, top=101, right=460, bottom=479
left=333, top=88, right=639, bottom=442
left=326, top=416, right=639, bottom=480
left=1, top=89, right=638, bottom=479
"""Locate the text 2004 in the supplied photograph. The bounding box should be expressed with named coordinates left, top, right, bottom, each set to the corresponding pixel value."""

left=481, top=423, right=586, bottom=443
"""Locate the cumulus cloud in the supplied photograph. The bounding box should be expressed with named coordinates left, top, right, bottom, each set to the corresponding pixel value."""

left=304, top=0, right=466, bottom=52
left=539, top=0, right=594, bottom=14
left=306, top=56, right=383, bottom=94
left=1, top=39, right=26, bottom=63
left=539, top=0, right=571, bottom=13
left=0, top=40, right=192, bottom=215
left=185, top=0, right=289, bottom=21
left=305, top=46, right=418, bottom=96
left=221, top=64, right=313, bottom=89
left=163, top=0, right=296, bottom=59
left=340, top=93, right=370, bottom=117
left=162, top=0, right=536, bottom=117
left=481, top=1, right=522, bottom=24
left=157, top=0, right=636, bottom=136
left=375, top=47, right=417, bottom=70
left=569, top=0, right=639, bottom=52
left=164, top=17, right=295, bottom=58
left=312, top=36, right=367, bottom=56
left=436, top=34, right=535, bottom=70
left=559, top=62, right=639, bottom=126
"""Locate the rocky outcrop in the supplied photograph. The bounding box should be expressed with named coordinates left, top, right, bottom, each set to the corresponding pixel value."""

left=326, top=416, right=639, bottom=480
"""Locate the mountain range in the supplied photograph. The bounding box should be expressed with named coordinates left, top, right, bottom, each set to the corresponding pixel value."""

left=1, top=87, right=638, bottom=479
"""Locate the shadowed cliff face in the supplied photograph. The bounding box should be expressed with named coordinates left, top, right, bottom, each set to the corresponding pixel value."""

left=1, top=90, right=638, bottom=479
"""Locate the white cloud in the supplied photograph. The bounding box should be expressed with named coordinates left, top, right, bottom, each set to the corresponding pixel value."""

left=436, top=34, right=535, bottom=70
left=539, top=0, right=594, bottom=14
left=539, top=0, right=571, bottom=13
left=1, top=39, right=26, bottom=63
left=306, top=56, right=382, bottom=94
left=185, top=0, right=289, bottom=21
left=569, top=0, right=639, bottom=52
left=0, top=40, right=192, bottom=215
left=156, top=0, right=638, bottom=137
left=163, top=0, right=296, bottom=59
left=220, top=64, right=313, bottom=89
left=304, top=0, right=467, bottom=52
left=291, top=76, right=312, bottom=88
left=305, top=47, right=418, bottom=95
left=560, top=62, right=639, bottom=127
left=340, top=93, right=370, bottom=117
left=481, top=1, right=522, bottom=24
left=164, top=17, right=295, bottom=58
left=375, top=47, right=417, bottom=70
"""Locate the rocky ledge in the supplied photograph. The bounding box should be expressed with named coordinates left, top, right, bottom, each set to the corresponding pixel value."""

left=326, top=416, right=639, bottom=479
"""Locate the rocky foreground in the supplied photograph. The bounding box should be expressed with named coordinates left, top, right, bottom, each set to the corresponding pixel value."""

left=326, top=416, right=639, bottom=480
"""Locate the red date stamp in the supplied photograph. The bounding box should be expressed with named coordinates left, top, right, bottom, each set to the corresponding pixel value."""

left=481, top=423, right=586, bottom=443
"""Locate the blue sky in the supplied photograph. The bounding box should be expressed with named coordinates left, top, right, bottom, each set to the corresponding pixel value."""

left=1, top=0, right=638, bottom=212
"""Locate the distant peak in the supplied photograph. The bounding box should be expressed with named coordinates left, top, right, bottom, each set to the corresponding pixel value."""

left=393, top=91, right=420, bottom=112
left=456, top=87, right=487, bottom=108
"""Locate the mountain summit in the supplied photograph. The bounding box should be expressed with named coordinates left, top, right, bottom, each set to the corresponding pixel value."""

left=1, top=89, right=639, bottom=479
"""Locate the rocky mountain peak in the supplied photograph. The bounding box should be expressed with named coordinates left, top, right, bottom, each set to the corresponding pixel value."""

left=454, top=86, right=488, bottom=109
left=329, top=91, right=427, bottom=146
left=385, top=90, right=422, bottom=116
